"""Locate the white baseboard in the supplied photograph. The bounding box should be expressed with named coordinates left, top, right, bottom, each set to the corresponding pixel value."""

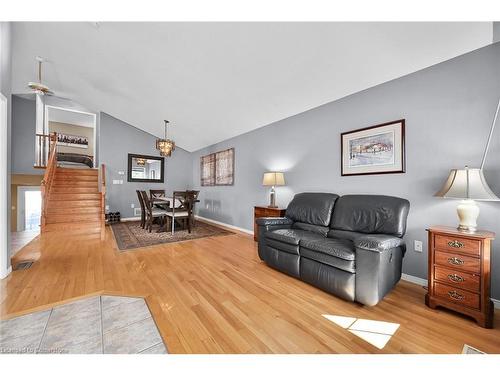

left=401, top=273, right=427, bottom=286
left=120, top=216, right=140, bottom=222
left=401, top=273, right=500, bottom=309
left=0, top=265, right=12, bottom=279
left=195, top=215, right=254, bottom=235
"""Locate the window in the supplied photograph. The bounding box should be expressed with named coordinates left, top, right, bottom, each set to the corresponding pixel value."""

left=200, top=148, right=234, bottom=186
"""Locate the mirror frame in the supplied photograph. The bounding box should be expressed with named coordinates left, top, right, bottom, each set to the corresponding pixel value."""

left=127, top=153, right=165, bottom=183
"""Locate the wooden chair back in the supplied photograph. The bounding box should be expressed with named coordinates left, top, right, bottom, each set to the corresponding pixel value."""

left=149, top=189, right=166, bottom=199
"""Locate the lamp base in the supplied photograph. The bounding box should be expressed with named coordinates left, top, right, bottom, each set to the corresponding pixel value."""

left=456, top=199, right=480, bottom=233
left=268, top=186, right=277, bottom=208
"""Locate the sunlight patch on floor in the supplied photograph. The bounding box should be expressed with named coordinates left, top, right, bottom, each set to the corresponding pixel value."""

left=322, top=314, right=400, bottom=349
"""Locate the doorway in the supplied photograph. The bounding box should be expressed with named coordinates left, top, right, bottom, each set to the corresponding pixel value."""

left=17, top=186, right=42, bottom=232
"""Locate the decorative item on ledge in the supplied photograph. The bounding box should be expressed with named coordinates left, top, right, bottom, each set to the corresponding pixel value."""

left=262, top=172, right=285, bottom=208
left=156, top=120, right=175, bottom=157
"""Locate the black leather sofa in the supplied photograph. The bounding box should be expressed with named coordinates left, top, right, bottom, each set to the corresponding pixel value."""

left=256, top=193, right=410, bottom=306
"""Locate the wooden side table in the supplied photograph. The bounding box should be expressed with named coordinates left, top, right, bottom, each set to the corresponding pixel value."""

left=425, top=225, right=495, bottom=328
left=254, top=206, right=286, bottom=241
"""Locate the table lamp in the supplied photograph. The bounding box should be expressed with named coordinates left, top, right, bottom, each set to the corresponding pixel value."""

left=262, top=172, right=285, bottom=208
left=435, top=97, right=500, bottom=232
left=435, top=166, right=499, bottom=232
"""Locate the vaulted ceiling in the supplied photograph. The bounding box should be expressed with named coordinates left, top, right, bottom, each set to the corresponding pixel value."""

left=11, top=22, right=494, bottom=151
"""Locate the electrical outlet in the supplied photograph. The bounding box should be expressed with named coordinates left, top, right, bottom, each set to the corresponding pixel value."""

left=131, top=203, right=135, bottom=209
left=105, top=205, right=109, bottom=211
left=414, top=240, right=423, bottom=253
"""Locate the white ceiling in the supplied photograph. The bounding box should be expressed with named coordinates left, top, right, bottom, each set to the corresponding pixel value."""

left=47, top=106, right=95, bottom=128
left=11, top=22, right=494, bottom=151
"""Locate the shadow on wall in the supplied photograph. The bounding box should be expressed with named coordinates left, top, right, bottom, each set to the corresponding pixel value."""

left=198, top=198, right=234, bottom=225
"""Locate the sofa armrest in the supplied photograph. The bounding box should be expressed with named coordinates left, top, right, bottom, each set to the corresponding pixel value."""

left=256, top=217, right=294, bottom=227
left=256, top=217, right=293, bottom=261
left=354, top=234, right=404, bottom=252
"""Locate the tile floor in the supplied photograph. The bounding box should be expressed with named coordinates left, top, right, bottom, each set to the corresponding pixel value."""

left=0, top=295, right=167, bottom=354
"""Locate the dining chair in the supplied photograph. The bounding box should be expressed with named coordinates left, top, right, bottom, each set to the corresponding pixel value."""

left=150, top=189, right=167, bottom=209
left=165, top=191, right=192, bottom=234
left=186, top=190, right=200, bottom=228
left=136, top=190, right=146, bottom=228
left=140, top=191, right=167, bottom=233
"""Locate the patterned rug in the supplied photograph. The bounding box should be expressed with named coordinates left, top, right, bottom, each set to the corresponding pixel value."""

left=110, top=220, right=233, bottom=251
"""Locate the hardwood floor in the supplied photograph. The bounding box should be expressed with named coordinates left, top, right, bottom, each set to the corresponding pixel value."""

left=1, top=224, right=499, bottom=354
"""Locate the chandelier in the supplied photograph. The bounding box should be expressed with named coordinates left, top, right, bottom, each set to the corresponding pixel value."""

left=156, top=120, right=175, bottom=157
left=136, top=158, right=146, bottom=166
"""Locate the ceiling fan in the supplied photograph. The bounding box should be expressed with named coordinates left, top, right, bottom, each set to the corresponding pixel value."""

left=27, top=56, right=54, bottom=95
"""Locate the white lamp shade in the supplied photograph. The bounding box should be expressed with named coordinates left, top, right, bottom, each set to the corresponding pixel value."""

left=262, top=172, right=285, bottom=186
left=435, top=168, right=500, bottom=201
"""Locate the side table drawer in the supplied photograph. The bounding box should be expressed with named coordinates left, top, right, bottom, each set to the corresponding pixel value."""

left=434, top=250, right=480, bottom=274
left=435, top=234, right=481, bottom=257
left=434, top=282, right=480, bottom=310
left=434, top=265, right=480, bottom=292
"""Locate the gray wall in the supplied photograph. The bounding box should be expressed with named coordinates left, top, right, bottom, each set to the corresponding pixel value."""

left=1, top=22, right=12, bottom=274
left=11, top=95, right=43, bottom=175
left=191, top=43, right=500, bottom=299
left=99, top=112, right=192, bottom=218
left=494, top=22, right=500, bottom=43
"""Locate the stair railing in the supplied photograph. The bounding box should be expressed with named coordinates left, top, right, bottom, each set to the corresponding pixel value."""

left=99, top=163, right=106, bottom=239
left=40, top=132, right=58, bottom=232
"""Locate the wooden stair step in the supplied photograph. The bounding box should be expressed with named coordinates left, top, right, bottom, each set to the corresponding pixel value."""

left=44, top=222, right=102, bottom=233
left=46, top=213, right=102, bottom=224
left=56, top=168, right=98, bottom=175
left=50, top=193, right=101, bottom=201
left=48, top=200, right=101, bottom=208
left=47, top=206, right=102, bottom=215
left=55, top=175, right=98, bottom=181
left=51, top=187, right=99, bottom=194
left=53, top=180, right=98, bottom=187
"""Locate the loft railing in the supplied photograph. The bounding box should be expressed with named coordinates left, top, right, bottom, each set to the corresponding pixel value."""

left=35, top=132, right=58, bottom=168
left=99, top=163, right=106, bottom=239
left=40, top=132, right=58, bottom=232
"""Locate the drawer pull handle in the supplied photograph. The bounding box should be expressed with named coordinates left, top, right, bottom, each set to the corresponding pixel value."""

left=448, top=290, right=465, bottom=300
left=447, top=257, right=464, bottom=266
left=447, top=274, right=464, bottom=283
left=447, top=240, right=464, bottom=248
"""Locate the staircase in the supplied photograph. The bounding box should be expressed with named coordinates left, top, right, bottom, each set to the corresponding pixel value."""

left=43, top=168, right=104, bottom=234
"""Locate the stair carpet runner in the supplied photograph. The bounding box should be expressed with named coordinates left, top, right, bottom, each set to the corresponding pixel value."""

left=44, top=168, right=102, bottom=234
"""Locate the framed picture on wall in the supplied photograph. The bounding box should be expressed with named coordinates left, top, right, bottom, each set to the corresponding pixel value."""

left=200, top=148, right=235, bottom=186
left=341, top=119, right=405, bottom=176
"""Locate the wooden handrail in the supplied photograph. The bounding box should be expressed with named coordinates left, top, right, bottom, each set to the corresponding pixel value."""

left=99, top=163, right=106, bottom=239
left=40, top=132, right=58, bottom=232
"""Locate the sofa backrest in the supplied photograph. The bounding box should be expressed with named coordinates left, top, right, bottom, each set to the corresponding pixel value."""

left=286, top=192, right=339, bottom=228
left=330, top=195, right=410, bottom=237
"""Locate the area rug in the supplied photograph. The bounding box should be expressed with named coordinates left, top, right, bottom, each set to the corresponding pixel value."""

left=111, top=220, right=233, bottom=251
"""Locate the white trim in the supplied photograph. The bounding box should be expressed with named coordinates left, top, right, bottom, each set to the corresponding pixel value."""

left=119, top=217, right=140, bottom=222
left=195, top=215, right=254, bottom=235
left=492, top=299, right=500, bottom=310
left=1, top=266, right=12, bottom=280
left=401, top=273, right=427, bottom=286
left=0, top=94, right=9, bottom=279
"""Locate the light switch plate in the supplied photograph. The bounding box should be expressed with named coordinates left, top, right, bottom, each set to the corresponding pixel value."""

left=414, top=240, right=423, bottom=253
left=131, top=203, right=135, bottom=208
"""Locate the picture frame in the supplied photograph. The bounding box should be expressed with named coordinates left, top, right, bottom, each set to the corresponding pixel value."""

left=341, top=119, right=405, bottom=176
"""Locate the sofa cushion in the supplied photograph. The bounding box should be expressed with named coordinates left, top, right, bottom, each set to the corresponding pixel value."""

left=286, top=192, right=339, bottom=227
left=265, top=228, right=324, bottom=246
left=292, top=222, right=329, bottom=236
left=330, top=195, right=410, bottom=237
left=300, top=248, right=356, bottom=273
left=300, top=237, right=355, bottom=261
left=265, top=238, right=300, bottom=255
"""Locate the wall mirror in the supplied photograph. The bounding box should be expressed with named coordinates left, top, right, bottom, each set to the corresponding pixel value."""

left=127, top=153, right=165, bottom=183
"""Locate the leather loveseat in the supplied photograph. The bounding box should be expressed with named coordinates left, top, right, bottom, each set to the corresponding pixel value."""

left=256, top=192, right=410, bottom=306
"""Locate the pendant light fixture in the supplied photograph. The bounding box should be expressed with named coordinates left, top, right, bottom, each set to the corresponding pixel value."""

left=156, top=120, right=175, bottom=157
